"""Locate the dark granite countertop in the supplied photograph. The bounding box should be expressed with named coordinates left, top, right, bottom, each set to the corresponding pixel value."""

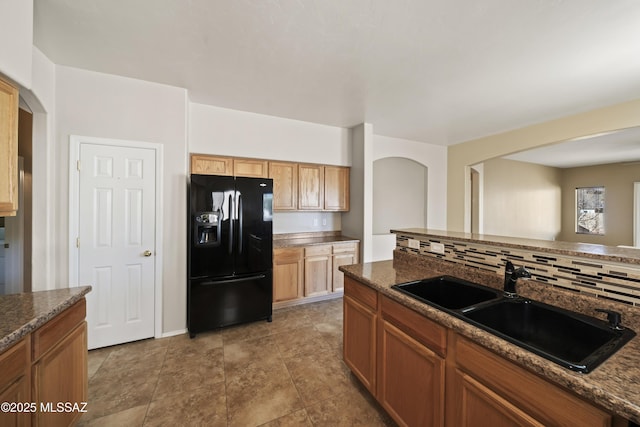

left=273, top=234, right=360, bottom=249
left=0, top=287, right=92, bottom=354
left=340, top=252, right=640, bottom=424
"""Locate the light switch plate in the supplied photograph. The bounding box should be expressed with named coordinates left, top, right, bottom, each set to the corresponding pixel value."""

left=408, top=239, right=420, bottom=249
left=430, top=242, right=445, bottom=254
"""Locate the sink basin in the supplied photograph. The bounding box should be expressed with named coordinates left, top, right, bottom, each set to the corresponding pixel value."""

left=393, top=276, right=501, bottom=310
left=464, top=298, right=636, bottom=373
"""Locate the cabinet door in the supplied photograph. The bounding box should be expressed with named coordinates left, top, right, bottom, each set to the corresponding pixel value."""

left=298, top=164, right=324, bottom=210
left=273, top=247, right=304, bottom=302
left=453, top=369, right=543, bottom=427
left=191, top=154, right=233, bottom=176
left=0, top=339, right=30, bottom=427
left=332, top=250, right=356, bottom=293
left=452, top=336, right=612, bottom=427
left=0, top=77, right=19, bottom=216
left=343, top=294, right=376, bottom=394
left=33, top=322, right=88, bottom=427
left=269, top=162, right=298, bottom=210
left=304, top=245, right=331, bottom=297
left=234, top=158, right=269, bottom=178
left=379, top=320, right=445, bottom=427
left=324, top=166, right=350, bottom=211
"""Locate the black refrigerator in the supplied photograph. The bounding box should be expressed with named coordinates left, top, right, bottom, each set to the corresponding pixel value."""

left=187, top=174, right=273, bottom=337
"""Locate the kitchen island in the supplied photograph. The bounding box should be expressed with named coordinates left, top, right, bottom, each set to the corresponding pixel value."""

left=341, top=251, right=640, bottom=426
left=0, top=286, right=91, bottom=427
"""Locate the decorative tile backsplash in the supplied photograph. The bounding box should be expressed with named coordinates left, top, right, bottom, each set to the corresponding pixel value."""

left=396, top=233, right=640, bottom=306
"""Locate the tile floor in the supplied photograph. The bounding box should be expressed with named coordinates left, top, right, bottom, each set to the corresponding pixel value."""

left=78, top=298, right=396, bottom=426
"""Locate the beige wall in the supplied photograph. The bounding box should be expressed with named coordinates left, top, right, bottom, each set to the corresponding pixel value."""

left=447, top=99, right=640, bottom=232
left=373, top=157, right=428, bottom=235
left=559, top=162, right=640, bottom=246
left=482, top=158, right=562, bottom=240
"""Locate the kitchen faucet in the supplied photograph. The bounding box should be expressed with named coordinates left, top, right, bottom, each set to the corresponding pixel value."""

left=503, top=261, right=531, bottom=298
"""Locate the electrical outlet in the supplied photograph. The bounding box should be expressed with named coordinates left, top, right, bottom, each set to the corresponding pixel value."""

left=408, top=239, right=420, bottom=249
left=313, top=218, right=319, bottom=227
left=430, top=242, right=445, bottom=254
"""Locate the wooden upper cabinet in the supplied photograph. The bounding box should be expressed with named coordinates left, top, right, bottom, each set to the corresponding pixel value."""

left=298, top=164, right=324, bottom=210
left=233, top=158, right=269, bottom=178
left=0, top=77, right=19, bottom=216
left=191, top=154, right=350, bottom=212
left=269, top=161, right=298, bottom=210
left=324, top=166, right=349, bottom=211
left=191, top=154, right=233, bottom=176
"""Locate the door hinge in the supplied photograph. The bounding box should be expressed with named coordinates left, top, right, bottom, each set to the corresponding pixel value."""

left=77, top=160, right=81, bottom=171
left=76, top=237, right=80, bottom=248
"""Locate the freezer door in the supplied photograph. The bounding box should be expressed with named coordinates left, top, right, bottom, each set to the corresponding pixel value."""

left=189, top=174, right=236, bottom=278
left=233, top=177, right=273, bottom=275
left=187, top=272, right=273, bottom=333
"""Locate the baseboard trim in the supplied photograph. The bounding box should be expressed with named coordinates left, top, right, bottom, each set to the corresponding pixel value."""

left=273, top=292, right=343, bottom=310
left=159, top=328, right=187, bottom=338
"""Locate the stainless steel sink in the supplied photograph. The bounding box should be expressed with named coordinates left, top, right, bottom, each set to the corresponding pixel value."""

left=392, top=275, right=636, bottom=373
left=393, top=275, right=501, bottom=310
left=464, top=298, right=636, bottom=373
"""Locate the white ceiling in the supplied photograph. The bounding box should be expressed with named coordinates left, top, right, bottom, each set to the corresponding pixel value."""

left=33, top=0, right=640, bottom=146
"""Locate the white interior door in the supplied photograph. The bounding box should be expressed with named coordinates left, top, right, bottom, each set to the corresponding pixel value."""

left=79, top=143, right=156, bottom=349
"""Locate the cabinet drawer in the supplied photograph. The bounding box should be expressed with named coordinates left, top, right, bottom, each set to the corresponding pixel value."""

left=0, top=338, right=29, bottom=391
left=381, top=295, right=447, bottom=357
left=274, top=247, right=303, bottom=263
left=455, top=336, right=611, bottom=427
left=344, top=277, right=377, bottom=310
left=32, top=299, right=86, bottom=361
left=305, top=245, right=332, bottom=257
left=332, top=242, right=357, bottom=254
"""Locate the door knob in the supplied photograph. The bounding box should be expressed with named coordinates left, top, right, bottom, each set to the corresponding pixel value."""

left=143, top=250, right=153, bottom=257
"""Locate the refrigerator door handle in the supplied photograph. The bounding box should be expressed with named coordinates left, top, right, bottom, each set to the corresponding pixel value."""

left=228, top=193, right=234, bottom=255
left=238, top=194, right=243, bottom=254
left=199, top=274, right=266, bottom=286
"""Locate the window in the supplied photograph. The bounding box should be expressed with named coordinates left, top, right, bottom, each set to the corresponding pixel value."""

left=576, top=187, right=605, bottom=235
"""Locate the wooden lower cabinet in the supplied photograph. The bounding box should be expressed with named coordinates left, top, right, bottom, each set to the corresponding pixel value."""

left=453, top=369, right=544, bottom=427
left=0, top=298, right=88, bottom=427
left=343, top=278, right=378, bottom=394
left=273, top=241, right=359, bottom=307
left=32, top=322, right=88, bottom=427
left=342, top=277, right=621, bottom=427
left=379, top=320, right=445, bottom=427
left=273, top=247, right=304, bottom=302
left=331, top=243, right=358, bottom=293
left=0, top=339, right=30, bottom=427
left=449, top=335, right=612, bottom=427
left=304, top=245, right=332, bottom=297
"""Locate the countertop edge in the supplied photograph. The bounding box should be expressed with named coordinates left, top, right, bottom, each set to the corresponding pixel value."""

left=340, top=263, right=640, bottom=424
left=273, top=235, right=360, bottom=248
left=0, top=286, right=92, bottom=354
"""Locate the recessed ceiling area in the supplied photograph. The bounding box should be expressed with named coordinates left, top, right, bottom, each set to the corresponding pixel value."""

left=33, top=0, right=640, bottom=146
left=503, top=127, right=640, bottom=168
